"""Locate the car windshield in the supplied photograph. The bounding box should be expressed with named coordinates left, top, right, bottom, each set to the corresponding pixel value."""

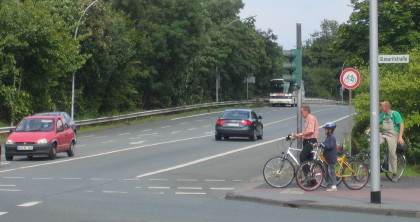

left=16, top=118, right=54, bottom=132
left=221, top=110, right=250, bottom=119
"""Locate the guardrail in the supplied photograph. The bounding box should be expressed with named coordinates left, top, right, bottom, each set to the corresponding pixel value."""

left=0, top=100, right=254, bottom=135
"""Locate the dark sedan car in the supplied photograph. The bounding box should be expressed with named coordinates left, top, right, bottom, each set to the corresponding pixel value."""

left=215, top=109, right=263, bottom=141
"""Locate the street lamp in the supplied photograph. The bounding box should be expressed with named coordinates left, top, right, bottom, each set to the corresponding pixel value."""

left=215, top=15, right=257, bottom=103
left=71, top=0, right=100, bottom=120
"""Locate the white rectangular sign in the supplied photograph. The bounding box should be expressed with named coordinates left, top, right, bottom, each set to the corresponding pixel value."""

left=378, top=55, right=409, bottom=63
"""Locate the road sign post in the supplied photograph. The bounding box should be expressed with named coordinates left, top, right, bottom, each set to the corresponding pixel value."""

left=340, top=68, right=361, bottom=156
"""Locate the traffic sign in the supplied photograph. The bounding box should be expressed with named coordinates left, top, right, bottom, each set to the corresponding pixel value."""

left=340, top=68, right=360, bottom=89
left=378, top=54, right=409, bottom=63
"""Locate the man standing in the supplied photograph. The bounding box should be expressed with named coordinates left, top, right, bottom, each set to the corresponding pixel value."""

left=293, top=106, right=319, bottom=163
left=379, top=101, right=405, bottom=182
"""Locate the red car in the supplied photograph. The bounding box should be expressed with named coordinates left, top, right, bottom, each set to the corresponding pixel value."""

left=5, top=115, right=76, bottom=161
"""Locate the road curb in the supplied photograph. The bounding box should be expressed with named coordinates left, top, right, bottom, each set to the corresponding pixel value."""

left=225, top=191, right=420, bottom=218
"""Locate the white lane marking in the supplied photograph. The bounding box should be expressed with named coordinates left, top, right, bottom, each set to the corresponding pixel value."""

left=93, top=136, right=106, bottom=139
left=175, top=192, right=206, bottom=195
left=77, top=144, right=87, bottom=147
left=102, top=191, right=128, bottom=194
left=142, top=129, right=152, bottom=132
left=0, top=185, right=16, bottom=187
left=148, top=187, right=170, bottom=189
left=136, top=114, right=350, bottom=179
left=202, top=125, right=212, bottom=128
left=180, top=122, right=189, bottom=125
left=150, top=192, right=165, bottom=195
left=90, top=178, right=110, bottom=181
left=171, top=112, right=219, bottom=120
left=176, top=179, right=197, bottom=182
left=0, top=189, right=21, bottom=192
left=130, top=141, right=146, bottom=145
left=138, top=133, right=158, bottom=137
left=118, top=133, right=131, bottom=136
left=3, top=177, right=24, bottom=179
left=80, top=135, right=95, bottom=138
left=148, top=178, right=168, bottom=181
left=171, top=131, right=181, bottom=134
left=187, top=128, right=197, bottom=131
left=210, top=187, right=235, bottom=191
left=0, top=162, right=10, bottom=165
left=123, top=179, right=139, bottom=181
left=60, top=178, right=82, bottom=180
left=204, top=131, right=213, bottom=135
left=17, top=201, right=41, bottom=207
left=101, top=140, right=116, bottom=144
left=161, top=126, right=171, bottom=129
left=32, top=178, right=52, bottom=180
left=177, top=187, right=202, bottom=190
left=0, top=212, right=8, bottom=216
left=205, top=179, right=226, bottom=182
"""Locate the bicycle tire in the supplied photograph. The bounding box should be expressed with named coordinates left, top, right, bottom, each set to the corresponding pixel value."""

left=263, top=157, right=295, bottom=188
left=342, top=160, right=369, bottom=190
left=385, top=153, right=406, bottom=181
left=295, top=161, right=323, bottom=191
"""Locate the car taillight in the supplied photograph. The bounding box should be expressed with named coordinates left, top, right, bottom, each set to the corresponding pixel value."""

left=216, top=120, right=226, bottom=125
left=240, top=120, right=252, bottom=125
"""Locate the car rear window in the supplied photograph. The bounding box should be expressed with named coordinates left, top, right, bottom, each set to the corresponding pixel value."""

left=16, top=119, right=54, bottom=132
left=221, top=111, right=250, bottom=119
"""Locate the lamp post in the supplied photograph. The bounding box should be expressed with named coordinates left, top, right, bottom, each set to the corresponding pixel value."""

left=71, top=0, right=100, bottom=120
left=215, top=15, right=257, bottom=103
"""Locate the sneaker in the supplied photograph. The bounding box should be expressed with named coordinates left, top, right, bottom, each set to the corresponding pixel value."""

left=391, top=174, right=399, bottom=182
left=326, top=186, right=337, bottom=192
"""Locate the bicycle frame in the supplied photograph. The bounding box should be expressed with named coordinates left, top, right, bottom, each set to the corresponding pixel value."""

left=284, top=147, right=301, bottom=166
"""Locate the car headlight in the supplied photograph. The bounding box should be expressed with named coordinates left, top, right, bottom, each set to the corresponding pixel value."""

left=6, top=139, right=14, bottom=144
left=37, top=138, right=48, bottom=144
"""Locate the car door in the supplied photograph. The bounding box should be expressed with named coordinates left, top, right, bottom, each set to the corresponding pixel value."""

left=55, top=118, right=67, bottom=152
left=252, top=111, right=262, bottom=134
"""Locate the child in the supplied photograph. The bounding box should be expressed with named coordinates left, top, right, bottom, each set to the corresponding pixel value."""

left=318, top=123, right=338, bottom=191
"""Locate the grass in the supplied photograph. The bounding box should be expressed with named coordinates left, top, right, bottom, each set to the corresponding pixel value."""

left=403, top=164, right=420, bottom=177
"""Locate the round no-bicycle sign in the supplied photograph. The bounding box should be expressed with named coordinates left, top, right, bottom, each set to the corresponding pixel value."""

left=340, top=68, right=360, bottom=89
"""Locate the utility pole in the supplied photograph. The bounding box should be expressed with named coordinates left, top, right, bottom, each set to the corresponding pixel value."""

left=296, top=23, right=303, bottom=149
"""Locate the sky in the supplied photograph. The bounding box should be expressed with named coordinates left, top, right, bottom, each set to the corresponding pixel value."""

left=239, top=0, right=354, bottom=49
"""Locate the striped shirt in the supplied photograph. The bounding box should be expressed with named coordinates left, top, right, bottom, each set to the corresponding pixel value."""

left=303, top=114, right=318, bottom=140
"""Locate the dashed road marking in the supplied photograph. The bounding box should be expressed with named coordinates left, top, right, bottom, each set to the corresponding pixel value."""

left=17, top=201, right=41, bottom=207
left=102, top=191, right=128, bottom=194
left=118, top=133, right=131, bottom=136
left=180, top=122, right=189, bottom=125
left=130, top=141, right=146, bottom=145
left=148, top=187, right=170, bottom=189
left=0, top=212, right=8, bottom=216
left=187, top=128, right=197, bottom=131
left=171, top=131, right=181, bottom=134
left=149, top=178, right=168, bottom=181
left=205, top=179, right=226, bottom=182
left=202, top=125, right=212, bottom=128
left=176, top=179, right=197, bottom=182
left=0, top=189, right=21, bottom=192
left=177, top=187, right=202, bottom=190
left=0, top=185, right=16, bottom=187
left=210, top=187, right=235, bottom=191
left=3, top=177, right=24, bottom=179
left=161, top=126, right=171, bottom=129
left=100, top=140, right=116, bottom=144
left=175, top=192, right=206, bottom=195
left=80, top=135, right=94, bottom=138
left=77, top=144, right=87, bottom=147
left=142, top=129, right=152, bottom=132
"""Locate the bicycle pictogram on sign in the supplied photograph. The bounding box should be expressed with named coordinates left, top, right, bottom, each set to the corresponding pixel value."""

left=340, top=68, right=360, bottom=89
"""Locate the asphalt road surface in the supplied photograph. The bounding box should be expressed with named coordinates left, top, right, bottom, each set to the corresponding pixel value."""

left=0, top=105, right=417, bottom=222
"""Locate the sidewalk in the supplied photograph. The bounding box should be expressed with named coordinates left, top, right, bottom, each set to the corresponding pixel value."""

left=225, top=177, right=420, bottom=218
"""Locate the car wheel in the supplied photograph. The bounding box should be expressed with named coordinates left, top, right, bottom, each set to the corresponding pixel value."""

left=5, top=155, right=13, bottom=161
left=257, top=128, right=263, bottom=140
left=249, top=130, right=257, bottom=141
left=49, top=143, right=57, bottom=160
left=215, top=134, right=222, bottom=141
left=67, top=141, right=75, bottom=157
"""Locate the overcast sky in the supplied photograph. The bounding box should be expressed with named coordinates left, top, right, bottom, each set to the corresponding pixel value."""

left=239, top=0, right=354, bottom=49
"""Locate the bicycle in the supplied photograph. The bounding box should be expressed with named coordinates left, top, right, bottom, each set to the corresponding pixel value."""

left=263, top=134, right=302, bottom=188
left=354, top=131, right=406, bottom=182
left=295, top=144, right=369, bottom=191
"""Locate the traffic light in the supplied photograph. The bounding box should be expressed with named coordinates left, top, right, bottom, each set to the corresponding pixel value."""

left=282, top=49, right=302, bottom=88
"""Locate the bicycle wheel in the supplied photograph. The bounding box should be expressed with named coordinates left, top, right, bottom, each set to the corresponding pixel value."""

left=385, top=153, right=406, bottom=181
left=263, top=157, right=295, bottom=188
left=296, top=161, right=323, bottom=191
left=342, top=160, right=369, bottom=190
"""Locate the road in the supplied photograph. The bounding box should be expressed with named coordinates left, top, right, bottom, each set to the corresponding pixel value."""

left=0, top=105, right=416, bottom=222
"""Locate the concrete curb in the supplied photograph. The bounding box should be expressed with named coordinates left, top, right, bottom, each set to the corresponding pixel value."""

left=225, top=191, right=420, bottom=218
